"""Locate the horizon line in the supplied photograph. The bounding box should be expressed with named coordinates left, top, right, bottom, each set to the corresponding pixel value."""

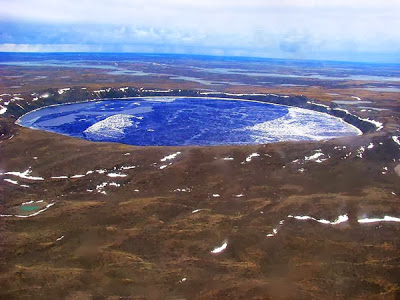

left=1, top=51, right=399, bottom=65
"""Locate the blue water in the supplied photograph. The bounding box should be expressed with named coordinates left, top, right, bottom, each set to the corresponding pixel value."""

left=17, top=97, right=360, bottom=146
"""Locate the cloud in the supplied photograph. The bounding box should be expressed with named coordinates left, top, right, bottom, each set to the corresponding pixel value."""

left=0, top=43, right=104, bottom=52
left=0, top=0, right=399, bottom=62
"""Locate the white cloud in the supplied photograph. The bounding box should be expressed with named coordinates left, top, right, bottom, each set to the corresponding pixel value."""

left=1, top=0, right=399, bottom=62
left=0, top=43, right=104, bottom=52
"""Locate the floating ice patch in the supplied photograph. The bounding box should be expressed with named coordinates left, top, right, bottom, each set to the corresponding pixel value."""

left=84, top=114, right=135, bottom=139
left=211, top=241, right=228, bottom=254
left=143, top=97, right=177, bottom=103
left=244, top=107, right=362, bottom=143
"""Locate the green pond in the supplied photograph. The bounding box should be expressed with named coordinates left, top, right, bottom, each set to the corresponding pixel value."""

left=20, top=205, right=40, bottom=212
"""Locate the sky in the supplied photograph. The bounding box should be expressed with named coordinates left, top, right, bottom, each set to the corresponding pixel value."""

left=1, top=0, right=400, bottom=63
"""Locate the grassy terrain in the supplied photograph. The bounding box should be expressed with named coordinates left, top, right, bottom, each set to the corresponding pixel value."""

left=1, top=127, right=400, bottom=299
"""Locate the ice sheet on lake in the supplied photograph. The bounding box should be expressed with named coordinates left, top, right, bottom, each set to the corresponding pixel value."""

left=84, top=114, right=134, bottom=139
left=243, top=107, right=361, bottom=143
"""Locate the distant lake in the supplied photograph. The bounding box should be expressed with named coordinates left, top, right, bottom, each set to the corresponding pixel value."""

left=17, top=97, right=361, bottom=146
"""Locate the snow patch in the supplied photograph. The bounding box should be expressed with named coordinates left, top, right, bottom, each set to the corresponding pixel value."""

left=107, top=173, right=127, bottom=178
left=71, top=174, right=85, bottom=178
left=56, top=235, right=65, bottom=241
left=4, top=167, right=44, bottom=181
left=4, top=178, right=18, bottom=185
left=57, top=88, right=70, bottom=95
left=288, top=214, right=349, bottom=225
left=393, top=136, right=400, bottom=147
left=211, top=241, right=228, bottom=254
left=243, top=153, right=260, bottom=163
left=358, top=216, right=400, bottom=223
left=160, top=152, right=181, bottom=162
left=223, top=157, right=234, bottom=161
left=304, top=150, right=330, bottom=163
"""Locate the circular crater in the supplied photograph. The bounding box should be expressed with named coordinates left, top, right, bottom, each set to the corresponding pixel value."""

left=17, top=97, right=361, bottom=146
